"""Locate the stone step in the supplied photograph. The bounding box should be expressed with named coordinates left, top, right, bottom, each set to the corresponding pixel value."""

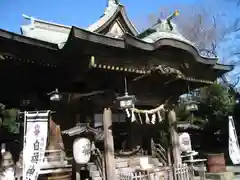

left=116, top=167, right=134, bottom=173
left=149, top=157, right=163, bottom=166
left=115, top=158, right=130, bottom=162
left=90, top=170, right=100, bottom=177
left=87, top=164, right=98, bottom=171
left=91, top=177, right=102, bottom=180
left=115, top=161, right=129, bottom=168
left=87, top=162, right=95, bottom=166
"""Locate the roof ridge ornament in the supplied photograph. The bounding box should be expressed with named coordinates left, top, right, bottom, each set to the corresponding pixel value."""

left=137, top=10, right=180, bottom=39
left=104, top=0, right=119, bottom=14
left=166, top=10, right=179, bottom=31
left=107, top=0, right=119, bottom=6
left=22, top=14, right=36, bottom=26
left=156, top=10, right=180, bottom=32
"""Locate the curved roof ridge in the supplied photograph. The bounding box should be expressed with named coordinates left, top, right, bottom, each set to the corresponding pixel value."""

left=87, top=4, right=119, bottom=32
left=21, top=14, right=71, bottom=30
left=119, top=6, right=139, bottom=35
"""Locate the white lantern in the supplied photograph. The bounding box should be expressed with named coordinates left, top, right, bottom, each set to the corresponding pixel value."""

left=73, top=137, right=91, bottom=164
left=179, top=132, right=192, bottom=153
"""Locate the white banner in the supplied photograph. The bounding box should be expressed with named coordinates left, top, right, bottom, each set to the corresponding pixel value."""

left=23, top=111, right=49, bottom=180
left=228, top=116, right=240, bottom=164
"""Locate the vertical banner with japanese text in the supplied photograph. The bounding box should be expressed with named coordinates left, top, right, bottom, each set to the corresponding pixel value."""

left=229, top=116, right=240, bottom=164
left=23, top=111, right=49, bottom=180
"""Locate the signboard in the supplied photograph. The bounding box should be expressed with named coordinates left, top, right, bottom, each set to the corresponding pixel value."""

left=23, top=111, right=49, bottom=180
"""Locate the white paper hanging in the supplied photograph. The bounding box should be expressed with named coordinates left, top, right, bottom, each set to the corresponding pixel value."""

left=23, top=111, right=49, bottom=180
left=145, top=113, right=150, bottom=124
left=138, top=113, right=143, bottom=124
left=151, top=114, right=156, bottom=124
left=126, top=109, right=130, bottom=118
left=131, top=110, right=136, bottom=122
left=157, top=111, right=162, bottom=122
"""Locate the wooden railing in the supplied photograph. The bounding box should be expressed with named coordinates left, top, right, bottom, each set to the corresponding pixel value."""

left=119, top=167, right=171, bottom=180
left=151, top=141, right=168, bottom=166
left=94, top=148, right=106, bottom=180
left=173, top=164, right=190, bottom=180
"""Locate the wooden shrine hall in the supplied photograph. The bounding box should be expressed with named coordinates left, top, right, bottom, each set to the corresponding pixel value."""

left=0, top=0, right=233, bottom=179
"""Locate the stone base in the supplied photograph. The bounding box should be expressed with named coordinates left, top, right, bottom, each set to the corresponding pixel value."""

left=205, top=172, right=235, bottom=180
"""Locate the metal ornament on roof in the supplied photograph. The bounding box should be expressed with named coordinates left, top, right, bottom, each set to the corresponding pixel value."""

left=107, top=0, right=119, bottom=6
left=140, top=10, right=193, bottom=45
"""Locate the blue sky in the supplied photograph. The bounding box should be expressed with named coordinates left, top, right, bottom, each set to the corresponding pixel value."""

left=0, top=0, right=198, bottom=33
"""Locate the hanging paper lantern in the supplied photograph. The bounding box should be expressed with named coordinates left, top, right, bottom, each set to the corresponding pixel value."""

left=73, top=137, right=91, bottom=164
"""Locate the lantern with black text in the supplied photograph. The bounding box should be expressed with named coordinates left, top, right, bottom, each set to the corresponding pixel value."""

left=73, top=137, right=91, bottom=164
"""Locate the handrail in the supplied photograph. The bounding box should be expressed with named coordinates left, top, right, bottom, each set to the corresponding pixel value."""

left=152, top=142, right=167, bottom=166
left=94, top=148, right=106, bottom=180
left=154, top=143, right=166, bottom=154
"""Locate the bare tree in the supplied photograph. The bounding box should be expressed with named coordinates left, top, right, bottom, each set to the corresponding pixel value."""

left=139, top=1, right=240, bottom=87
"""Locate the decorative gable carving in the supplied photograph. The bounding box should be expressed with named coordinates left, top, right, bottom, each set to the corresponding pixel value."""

left=106, top=21, right=124, bottom=38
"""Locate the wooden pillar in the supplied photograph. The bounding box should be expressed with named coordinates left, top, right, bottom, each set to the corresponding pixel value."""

left=168, top=109, right=182, bottom=165
left=75, top=163, right=81, bottom=180
left=103, top=108, right=116, bottom=180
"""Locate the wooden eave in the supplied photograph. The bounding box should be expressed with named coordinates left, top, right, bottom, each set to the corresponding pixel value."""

left=88, top=56, right=214, bottom=84
left=0, top=29, right=58, bottom=50
left=0, top=28, right=233, bottom=105
left=63, top=27, right=233, bottom=75
left=80, top=68, right=213, bottom=106
left=0, top=29, right=60, bottom=67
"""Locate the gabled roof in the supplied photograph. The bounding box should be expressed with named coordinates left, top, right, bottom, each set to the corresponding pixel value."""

left=87, top=0, right=138, bottom=36
left=66, top=26, right=233, bottom=70
left=60, top=26, right=233, bottom=82
left=20, top=0, right=138, bottom=45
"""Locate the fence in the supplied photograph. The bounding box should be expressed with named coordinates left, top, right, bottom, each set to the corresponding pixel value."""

left=118, top=164, right=190, bottom=180
left=118, top=167, right=171, bottom=180
left=173, top=164, right=190, bottom=180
